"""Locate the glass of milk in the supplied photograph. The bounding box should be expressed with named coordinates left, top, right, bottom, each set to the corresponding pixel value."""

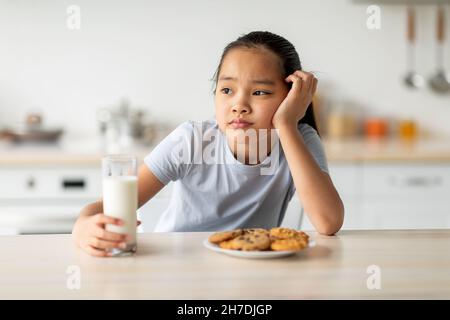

left=102, top=154, right=138, bottom=256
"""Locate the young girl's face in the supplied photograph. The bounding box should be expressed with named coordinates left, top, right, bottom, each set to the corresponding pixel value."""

left=214, top=47, right=289, bottom=160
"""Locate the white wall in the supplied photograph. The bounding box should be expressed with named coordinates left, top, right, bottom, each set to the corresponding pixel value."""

left=1, top=0, right=450, bottom=139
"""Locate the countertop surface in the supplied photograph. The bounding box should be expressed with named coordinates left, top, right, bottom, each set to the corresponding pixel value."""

left=323, top=137, right=450, bottom=162
left=1, top=229, right=449, bottom=299
left=0, top=138, right=151, bottom=166
left=2, top=137, right=450, bottom=166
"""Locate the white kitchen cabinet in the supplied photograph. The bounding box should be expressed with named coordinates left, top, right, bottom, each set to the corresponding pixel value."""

left=360, top=201, right=450, bottom=229
left=0, top=167, right=102, bottom=200
left=360, top=163, right=450, bottom=229
left=0, top=166, right=102, bottom=234
left=0, top=164, right=174, bottom=234
left=301, top=162, right=450, bottom=231
left=361, top=164, right=450, bottom=200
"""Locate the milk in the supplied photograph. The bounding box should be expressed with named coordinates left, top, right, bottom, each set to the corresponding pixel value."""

left=102, top=176, right=137, bottom=245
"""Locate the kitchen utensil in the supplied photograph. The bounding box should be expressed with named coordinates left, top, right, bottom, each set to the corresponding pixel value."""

left=97, top=99, right=149, bottom=151
left=404, top=6, right=425, bottom=88
left=429, top=6, right=450, bottom=93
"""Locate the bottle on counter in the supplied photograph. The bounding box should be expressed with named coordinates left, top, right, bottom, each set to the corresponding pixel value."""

left=364, top=117, right=389, bottom=139
left=398, top=119, right=418, bottom=140
left=325, top=100, right=358, bottom=139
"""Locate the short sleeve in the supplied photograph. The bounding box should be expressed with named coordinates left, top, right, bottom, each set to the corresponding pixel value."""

left=144, top=121, right=195, bottom=185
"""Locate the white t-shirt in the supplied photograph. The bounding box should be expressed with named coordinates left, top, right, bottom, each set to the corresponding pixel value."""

left=144, top=119, right=328, bottom=232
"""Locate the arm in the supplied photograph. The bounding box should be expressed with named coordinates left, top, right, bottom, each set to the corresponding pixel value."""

left=137, top=164, right=165, bottom=208
left=277, top=124, right=344, bottom=235
left=272, top=70, right=344, bottom=236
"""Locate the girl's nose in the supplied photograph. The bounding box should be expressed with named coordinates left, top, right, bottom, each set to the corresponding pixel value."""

left=231, top=104, right=251, bottom=115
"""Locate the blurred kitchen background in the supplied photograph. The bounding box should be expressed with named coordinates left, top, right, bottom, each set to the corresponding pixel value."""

left=1, top=0, right=450, bottom=234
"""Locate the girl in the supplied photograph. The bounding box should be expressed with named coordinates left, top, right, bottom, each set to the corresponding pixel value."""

left=72, top=31, right=344, bottom=257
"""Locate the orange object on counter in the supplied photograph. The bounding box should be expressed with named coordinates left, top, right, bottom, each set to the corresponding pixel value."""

left=364, top=118, right=388, bottom=138
left=399, top=120, right=418, bottom=140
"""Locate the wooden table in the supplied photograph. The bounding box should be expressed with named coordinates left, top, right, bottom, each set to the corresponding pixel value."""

left=0, top=230, right=449, bottom=299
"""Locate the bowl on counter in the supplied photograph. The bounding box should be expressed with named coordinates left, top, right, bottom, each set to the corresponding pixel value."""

left=0, top=113, right=64, bottom=143
left=0, top=126, right=64, bottom=143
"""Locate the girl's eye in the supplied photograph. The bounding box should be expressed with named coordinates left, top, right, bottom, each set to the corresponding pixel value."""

left=253, top=91, right=270, bottom=96
left=220, top=88, right=271, bottom=96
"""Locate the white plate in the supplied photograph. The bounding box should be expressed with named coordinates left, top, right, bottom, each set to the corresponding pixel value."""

left=203, top=238, right=316, bottom=259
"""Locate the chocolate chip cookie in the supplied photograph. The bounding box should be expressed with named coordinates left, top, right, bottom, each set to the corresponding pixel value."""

left=270, top=238, right=308, bottom=251
left=269, top=227, right=309, bottom=241
left=221, top=233, right=271, bottom=251
left=208, top=229, right=243, bottom=244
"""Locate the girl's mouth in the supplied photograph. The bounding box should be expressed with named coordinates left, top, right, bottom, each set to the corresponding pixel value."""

left=228, top=118, right=253, bottom=129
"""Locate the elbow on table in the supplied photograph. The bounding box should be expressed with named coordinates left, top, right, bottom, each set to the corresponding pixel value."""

left=316, top=203, right=345, bottom=236
left=317, top=225, right=341, bottom=236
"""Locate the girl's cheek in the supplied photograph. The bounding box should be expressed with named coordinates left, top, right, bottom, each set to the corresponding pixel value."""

left=263, top=102, right=280, bottom=117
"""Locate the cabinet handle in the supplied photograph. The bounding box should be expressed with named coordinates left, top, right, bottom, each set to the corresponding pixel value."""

left=388, top=176, right=443, bottom=187
left=405, top=176, right=442, bottom=187
left=26, top=177, right=36, bottom=189
left=62, top=179, right=86, bottom=189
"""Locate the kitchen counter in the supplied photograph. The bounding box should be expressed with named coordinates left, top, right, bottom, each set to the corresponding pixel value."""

left=323, top=137, right=450, bottom=162
left=0, top=138, right=151, bottom=166
left=2, top=137, right=450, bottom=166
left=0, top=230, right=449, bottom=299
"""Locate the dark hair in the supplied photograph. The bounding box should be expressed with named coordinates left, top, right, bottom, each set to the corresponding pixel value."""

left=212, top=31, right=319, bottom=134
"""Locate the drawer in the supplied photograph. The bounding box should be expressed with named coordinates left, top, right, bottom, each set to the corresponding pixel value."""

left=361, top=201, right=450, bottom=229
left=0, top=167, right=102, bottom=200
left=361, top=164, right=450, bottom=199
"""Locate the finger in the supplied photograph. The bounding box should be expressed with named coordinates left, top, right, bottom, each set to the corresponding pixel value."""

left=83, top=244, right=111, bottom=258
left=89, top=237, right=127, bottom=250
left=285, top=74, right=303, bottom=91
left=92, top=226, right=127, bottom=242
left=95, top=214, right=124, bottom=227
left=294, top=70, right=314, bottom=92
left=294, top=70, right=314, bottom=80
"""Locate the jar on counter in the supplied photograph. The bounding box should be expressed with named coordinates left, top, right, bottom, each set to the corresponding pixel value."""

left=398, top=119, right=418, bottom=140
left=325, top=101, right=358, bottom=139
left=364, top=117, right=388, bottom=139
